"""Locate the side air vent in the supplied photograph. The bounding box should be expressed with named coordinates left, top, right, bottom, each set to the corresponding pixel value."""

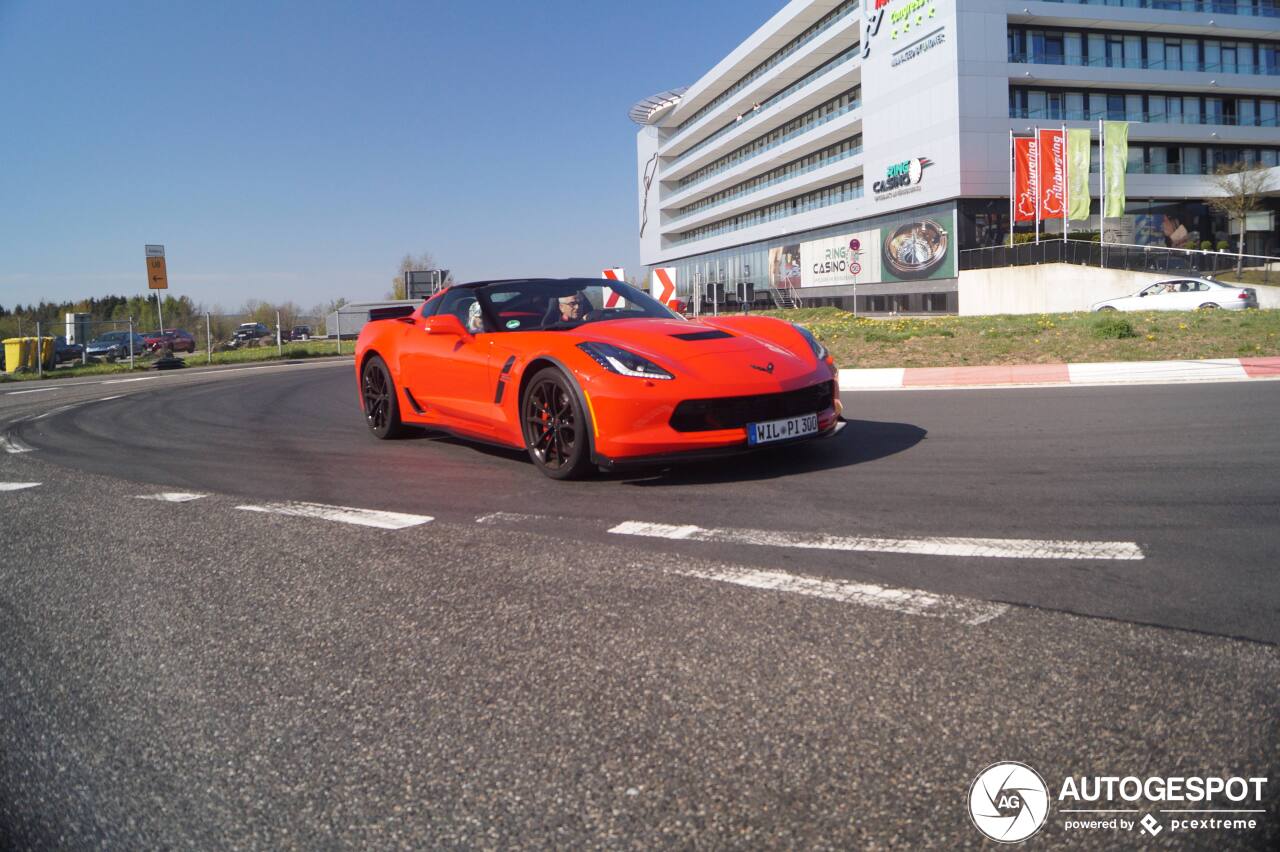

left=670, top=330, right=733, bottom=341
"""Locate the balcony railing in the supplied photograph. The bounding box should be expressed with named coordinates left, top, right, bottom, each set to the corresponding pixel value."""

left=1032, top=0, right=1278, bottom=17
left=667, top=50, right=859, bottom=169
left=1010, top=107, right=1280, bottom=127
left=669, top=145, right=863, bottom=224
left=670, top=186, right=865, bottom=246
left=672, top=98, right=862, bottom=195
left=666, top=0, right=860, bottom=143
left=1009, top=51, right=1280, bottom=75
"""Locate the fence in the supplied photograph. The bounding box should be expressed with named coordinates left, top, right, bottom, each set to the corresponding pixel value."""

left=959, top=240, right=1280, bottom=285
left=2, top=312, right=333, bottom=376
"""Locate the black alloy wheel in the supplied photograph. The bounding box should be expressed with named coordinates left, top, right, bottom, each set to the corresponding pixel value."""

left=361, top=355, right=404, bottom=439
left=521, top=367, right=593, bottom=480
left=1198, top=303, right=1220, bottom=310
left=1096, top=306, right=1117, bottom=312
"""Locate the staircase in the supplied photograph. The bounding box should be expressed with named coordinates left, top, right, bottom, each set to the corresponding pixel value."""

left=768, top=285, right=798, bottom=310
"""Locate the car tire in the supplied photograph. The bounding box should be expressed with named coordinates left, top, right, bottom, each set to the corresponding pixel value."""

left=361, top=355, right=405, bottom=439
left=1198, top=302, right=1220, bottom=309
left=521, top=367, right=594, bottom=480
left=1096, top=306, right=1117, bottom=312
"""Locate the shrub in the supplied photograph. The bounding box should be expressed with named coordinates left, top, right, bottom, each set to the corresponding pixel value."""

left=1092, top=314, right=1136, bottom=339
left=1216, top=240, right=1229, bottom=251
left=1200, top=240, right=1213, bottom=251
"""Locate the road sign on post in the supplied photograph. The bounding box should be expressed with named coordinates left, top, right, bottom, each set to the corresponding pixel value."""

left=145, top=245, right=168, bottom=290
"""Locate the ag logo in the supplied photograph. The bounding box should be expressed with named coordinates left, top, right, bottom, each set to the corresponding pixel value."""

left=968, top=762, right=1050, bottom=843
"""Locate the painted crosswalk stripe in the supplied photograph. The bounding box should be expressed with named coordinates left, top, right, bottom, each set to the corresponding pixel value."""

left=137, top=492, right=207, bottom=503
left=0, top=482, right=41, bottom=491
left=608, top=521, right=1144, bottom=561
left=645, top=561, right=1007, bottom=625
left=0, top=435, right=35, bottom=454
left=236, top=501, right=433, bottom=530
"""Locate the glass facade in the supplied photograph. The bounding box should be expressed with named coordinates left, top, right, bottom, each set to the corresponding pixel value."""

left=1008, top=25, right=1280, bottom=74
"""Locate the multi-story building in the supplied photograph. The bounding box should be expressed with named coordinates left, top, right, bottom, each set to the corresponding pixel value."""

left=632, top=0, right=1279, bottom=314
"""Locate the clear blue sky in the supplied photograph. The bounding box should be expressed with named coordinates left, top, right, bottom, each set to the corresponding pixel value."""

left=0, top=0, right=783, bottom=311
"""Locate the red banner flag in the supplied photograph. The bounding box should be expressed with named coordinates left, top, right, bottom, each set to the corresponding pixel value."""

left=1014, top=137, right=1038, bottom=223
left=1037, top=128, right=1066, bottom=221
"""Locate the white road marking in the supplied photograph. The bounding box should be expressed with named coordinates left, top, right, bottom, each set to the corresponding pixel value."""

left=0, top=482, right=41, bottom=491
left=137, top=492, right=207, bottom=503
left=648, top=561, right=1008, bottom=625
left=838, top=367, right=904, bottom=390
left=236, top=501, right=433, bottom=530
left=101, top=376, right=157, bottom=385
left=609, top=521, right=1145, bottom=561
left=1068, top=359, right=1247, bottom=385
left=476, top=511, right=561, bottom=525
left=0, top=434, right=35, bottom=454
left=4, top=387, right=60, bottom=395
left=98, top=395, right=123, bottom=402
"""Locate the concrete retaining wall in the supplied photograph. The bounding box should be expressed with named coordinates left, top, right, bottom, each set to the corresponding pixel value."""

left=958, top=264, right=1280, bottom=315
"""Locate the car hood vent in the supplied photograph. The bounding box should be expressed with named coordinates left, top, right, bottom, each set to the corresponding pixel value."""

left=670, top=330, right=733, bottom=341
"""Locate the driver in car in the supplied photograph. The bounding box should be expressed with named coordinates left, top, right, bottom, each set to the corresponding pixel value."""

left=556, top=292, right=593, bottom=322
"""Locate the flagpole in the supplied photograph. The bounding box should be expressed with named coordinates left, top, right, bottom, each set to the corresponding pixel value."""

left=1062, top=123, right=1068, bottom=245
left=1008, top=129, right=1014, bottom=247
left=1034, top=127, right=1041, bottom=245
left=1099, top=119, right=1105, bottom=265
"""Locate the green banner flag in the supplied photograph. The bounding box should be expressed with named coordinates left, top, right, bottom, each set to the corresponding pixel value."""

left=1067, top=128, right=1091, bottom=221
left=1103, top=121, right=1128, bottom=219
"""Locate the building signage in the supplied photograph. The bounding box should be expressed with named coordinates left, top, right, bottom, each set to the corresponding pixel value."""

left=873, top=157, right=933, bottom=201
left=799, top=231, right=881, bottom=287
left=865, top=0, right=942, bottom=62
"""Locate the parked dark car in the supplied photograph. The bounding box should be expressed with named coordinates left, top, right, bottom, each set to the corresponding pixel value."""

left=288, top=325, right=312, bottom=341
left=86, top=331, right=149, bottom=359
left=53, top=336, right=84, bottom=364
left=230, top=322, right=272, bottom=345
left=144, top=328, right=196, bottom=353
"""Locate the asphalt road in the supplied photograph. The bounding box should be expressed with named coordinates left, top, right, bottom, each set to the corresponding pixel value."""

left=1, top=360, right=1278, bottom=849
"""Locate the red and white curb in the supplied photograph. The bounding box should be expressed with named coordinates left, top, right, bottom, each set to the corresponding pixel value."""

left=839, top=356, right=1280, bottom=391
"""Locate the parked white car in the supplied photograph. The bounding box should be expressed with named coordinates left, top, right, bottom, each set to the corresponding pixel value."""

left=1091, top=277, right=1257, bottom=312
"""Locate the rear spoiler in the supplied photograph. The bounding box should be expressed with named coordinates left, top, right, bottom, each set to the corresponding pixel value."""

left=368, top=305, right=417, bottom=322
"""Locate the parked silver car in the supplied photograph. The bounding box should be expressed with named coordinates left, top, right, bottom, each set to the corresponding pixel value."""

left=1091, top=278, right=1257, bottom=312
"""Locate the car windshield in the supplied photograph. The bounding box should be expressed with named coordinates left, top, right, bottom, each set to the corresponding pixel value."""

left=476, top=279, right=679, bottom=332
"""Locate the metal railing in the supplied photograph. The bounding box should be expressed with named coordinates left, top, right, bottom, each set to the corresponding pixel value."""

left=1032, top=0, right=1278, bottom=17
left=669, top=144, right=863, bottom=223
left=1008, top=52, right=1280, bottom=75
left=1009, top=106, right=1280, bottom=128
left=960, top=239, right=1280, bottom=284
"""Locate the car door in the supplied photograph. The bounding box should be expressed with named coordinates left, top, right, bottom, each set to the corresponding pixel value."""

left=400, top=289, right=495, bottom=432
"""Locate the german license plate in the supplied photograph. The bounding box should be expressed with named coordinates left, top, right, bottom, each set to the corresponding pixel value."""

left=747, top=413, right=819, bottom=446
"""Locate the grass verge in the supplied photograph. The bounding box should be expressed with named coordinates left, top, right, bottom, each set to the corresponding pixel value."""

left=758, top=308, right=1280, bottom=369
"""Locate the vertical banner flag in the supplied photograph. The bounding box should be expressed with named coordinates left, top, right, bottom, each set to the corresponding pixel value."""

left=601, top=267, right=626, bottom=308
left=1066, top=128, right=1092, bottom=221
left=1103, top=121, right=1129, bottom=219
left=1013, top=137, right=1038, bottom=222
left=653, top=267, right=677, bottom=307
left=1036, top=129, right=1066, bottom=221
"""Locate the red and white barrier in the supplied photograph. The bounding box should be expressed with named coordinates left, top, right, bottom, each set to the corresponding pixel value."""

left=653, top=266, right=677, bottom=307
left=601, top=267, right=625, bottom=309
left=838, top=357, right=1280, bottom=391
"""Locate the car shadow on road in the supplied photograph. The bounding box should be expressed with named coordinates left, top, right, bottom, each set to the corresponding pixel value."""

left=612, top=418, right=927, bottom=486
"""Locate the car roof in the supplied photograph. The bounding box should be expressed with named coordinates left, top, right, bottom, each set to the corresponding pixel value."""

left=450, top=277, right=623, bottom=291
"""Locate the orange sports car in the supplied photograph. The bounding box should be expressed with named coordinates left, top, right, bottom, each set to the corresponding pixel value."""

left=355, top=278, right=843, bottom=479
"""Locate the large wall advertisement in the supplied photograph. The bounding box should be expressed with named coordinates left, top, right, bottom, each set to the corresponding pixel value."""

left=769, top=207, right=955, bottom=289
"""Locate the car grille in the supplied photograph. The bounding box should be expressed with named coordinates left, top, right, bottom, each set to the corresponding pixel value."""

left=669, top=381, right=834, bottom=433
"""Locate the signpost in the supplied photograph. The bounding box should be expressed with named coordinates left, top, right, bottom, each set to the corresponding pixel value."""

left=145, top=244, right=168, bottom=337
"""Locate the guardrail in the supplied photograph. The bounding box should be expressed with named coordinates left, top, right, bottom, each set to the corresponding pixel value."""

left=959, top=240, right=1280, bottom=285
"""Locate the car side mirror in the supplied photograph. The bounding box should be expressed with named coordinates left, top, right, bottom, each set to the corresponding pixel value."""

left=425, top=314, right=472, bottom=339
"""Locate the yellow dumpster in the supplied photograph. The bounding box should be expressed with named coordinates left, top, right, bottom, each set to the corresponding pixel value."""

left=36, top=336, right=55, bottom=368
left=3, top=338, right=31, bottom=373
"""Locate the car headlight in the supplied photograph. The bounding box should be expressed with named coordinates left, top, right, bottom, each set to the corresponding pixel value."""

left=577, top=342, right=673, bottom=380
left=793, top=324, right=829, bottom=362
